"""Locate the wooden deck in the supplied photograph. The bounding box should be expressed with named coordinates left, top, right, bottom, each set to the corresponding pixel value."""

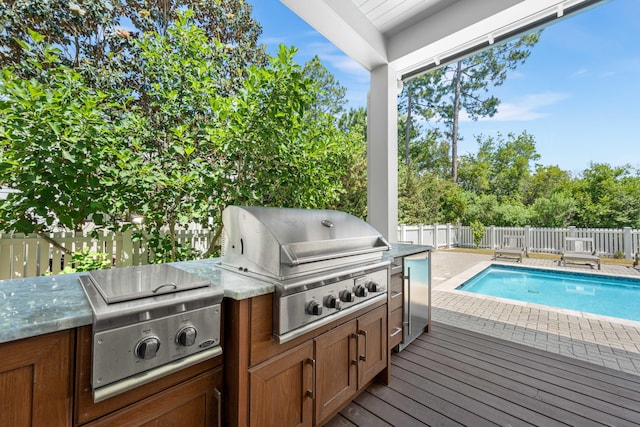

left=326, top=322, right=640, bottom=426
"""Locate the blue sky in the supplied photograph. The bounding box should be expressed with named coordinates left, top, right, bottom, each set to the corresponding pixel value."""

left=250, top=0, right=640, bottom=175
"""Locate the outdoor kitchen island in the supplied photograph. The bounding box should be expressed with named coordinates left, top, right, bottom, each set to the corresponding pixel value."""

left=0, top=243, right=429, bottom=427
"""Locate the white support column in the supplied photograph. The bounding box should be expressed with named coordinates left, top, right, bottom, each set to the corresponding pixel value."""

left=367, top=64, right=398, bottom=242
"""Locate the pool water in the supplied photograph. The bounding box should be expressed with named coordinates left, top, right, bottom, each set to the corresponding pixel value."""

left=456, top=265, right=640, bottom=322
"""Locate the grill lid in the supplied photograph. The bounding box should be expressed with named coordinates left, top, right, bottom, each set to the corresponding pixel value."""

left=87, top=264, right=211, bottom=304
left=221, top=206, right=390, bottom=280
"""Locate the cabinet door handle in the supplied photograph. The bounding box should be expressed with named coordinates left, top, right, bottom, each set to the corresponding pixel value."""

left=306, top=358, right=316, bottom=400
left=390, top=327, right=402, bottom=337
left=358, top=330, right=368, bottom=362
left=214, top=387, right=222, bottom=427
left=351, top=333, right=359, bottom=365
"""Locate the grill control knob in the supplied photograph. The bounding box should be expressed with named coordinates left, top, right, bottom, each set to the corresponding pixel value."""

left=135, top=336, right=161, bottom=360
left=340, top=290, right=355, bottom=303
left=366, top=281, right=384, bottom=293
left=354, top=284, right=368, bottom=297
left=176, top=326, right=198, bottom=347
left=325, top=294, right=338, bottom=309
left=307, top=300, right=323, bottom=316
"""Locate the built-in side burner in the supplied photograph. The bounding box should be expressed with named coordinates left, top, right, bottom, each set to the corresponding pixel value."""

left=79, top=264, right=223, bottom=402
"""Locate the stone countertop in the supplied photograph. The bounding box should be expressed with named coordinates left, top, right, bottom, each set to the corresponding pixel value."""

left=0, top=258, right=274, bottom=345
left=0, top=244, right=430, bottom=345
left=386, top=243, right=432, bottom=259
left=0, top=272, right=93, bottom=344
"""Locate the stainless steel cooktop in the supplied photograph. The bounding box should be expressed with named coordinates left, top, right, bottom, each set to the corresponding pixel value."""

left=87, top=264, right=211, bottom=304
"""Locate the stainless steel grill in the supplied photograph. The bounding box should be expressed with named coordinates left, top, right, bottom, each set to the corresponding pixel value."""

left=221, top=206, right=391, bottom=343
left=79, top=264, right=223, bottom=402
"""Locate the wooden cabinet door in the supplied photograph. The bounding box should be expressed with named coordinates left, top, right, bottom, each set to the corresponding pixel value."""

left=0, top=330, right=73, bottom=426
left=249, top=341, right=314, bottom=427
left=85, top=367, right=223, bottom=427
left=356, top=305, right=387, bottom=389
left=314, top=320, right=357, bottom=425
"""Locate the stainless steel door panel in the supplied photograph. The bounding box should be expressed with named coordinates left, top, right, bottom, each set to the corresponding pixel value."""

left=398, top=251, right=431, bottom=351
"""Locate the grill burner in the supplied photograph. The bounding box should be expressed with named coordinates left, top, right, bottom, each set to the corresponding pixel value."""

left=79, top=264, right=223, bottom=402
left=221, top=206, right=391, bottom=343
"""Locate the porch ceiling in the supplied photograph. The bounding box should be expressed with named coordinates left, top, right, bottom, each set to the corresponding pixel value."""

left=280, top=0, right=608, bottom=80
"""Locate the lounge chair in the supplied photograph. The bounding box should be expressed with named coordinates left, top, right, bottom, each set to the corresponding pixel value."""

left=561, top=237, right=601, bottom=270
left=494, top=235, right=526, bottom=262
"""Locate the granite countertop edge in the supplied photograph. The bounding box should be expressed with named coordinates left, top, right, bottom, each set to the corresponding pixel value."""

left=0, top=243, right=430, bottom=345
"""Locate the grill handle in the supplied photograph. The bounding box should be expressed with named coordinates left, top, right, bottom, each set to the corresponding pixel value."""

left=405, top=267, right=412, bottom=337
left=281, top=237, right=390, bottom=266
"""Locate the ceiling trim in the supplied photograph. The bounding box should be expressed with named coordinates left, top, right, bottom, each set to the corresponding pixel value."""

left=282, top=0, right=610, bottom=79
left=395, top=0, right=609, bottom=80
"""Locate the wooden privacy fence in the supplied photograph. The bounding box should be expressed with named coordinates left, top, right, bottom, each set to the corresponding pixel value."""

left=399, top=224, right=640, bottom=260
left=0, top=229, right=213, bottom=280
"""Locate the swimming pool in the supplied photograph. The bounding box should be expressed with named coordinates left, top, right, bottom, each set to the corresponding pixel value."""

left=456, top=265, right=640, bottom=322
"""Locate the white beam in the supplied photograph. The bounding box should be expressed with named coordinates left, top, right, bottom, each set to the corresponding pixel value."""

left=281, top=0, right=388, bottom=70
left=390, top=0, right=606, bottom=76
left=367, top=64, right=398, bottom=241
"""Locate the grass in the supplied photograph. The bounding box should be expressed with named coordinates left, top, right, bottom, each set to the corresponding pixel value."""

left=448, top=247, right=635, bottom=266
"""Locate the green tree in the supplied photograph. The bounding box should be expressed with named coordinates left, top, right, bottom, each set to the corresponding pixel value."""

left=338, top=107, right=366, bottom=138
left=458, top=132, right=539, bottom=199
left=405, top=33, right=540, bottom=181
left=119, top=0, right=267, bottom=96
left=106, top=12, right=225, bottom=261
left=398, top=164, right=432, bottom=225
left=200, top=44, right=359, bottom=254
left=398, top=69, right=445, bottom=166
left=397, top=164, right=467, bottom=225
left=570, top=163, right=640, bottom=228
left=303, top=55, right=347, bottom=118
left=0, top=0, right=121, bottom=70
left=0, top=32, right=125, bottom=253
left=0, top=17, right=361, bottom=261
left=530, top=192, right=576, bottom=227
left=1, top=0, right=266, bottom=95
left=521, top=165, right=571, bottom=205
left=330, top=109, right=368, bottom=219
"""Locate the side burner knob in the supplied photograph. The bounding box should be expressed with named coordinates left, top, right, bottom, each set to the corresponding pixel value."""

left=340, top=290, right=355, bottom=303
left=307, top=300, right=323, bottom=316
left=176, top=326, right=198, bottom=347
left=135, top=336, right=161, bottom=360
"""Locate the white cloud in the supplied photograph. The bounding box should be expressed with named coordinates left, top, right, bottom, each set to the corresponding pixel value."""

left=261, top=36, right=288, bottom=46
left=460, top=92, right=569, bottom=122
left=600, top=71, right=617, bottom=78
left=307, top=42, right=368, bottom=78
left=570, top=68, right=588, bottom=78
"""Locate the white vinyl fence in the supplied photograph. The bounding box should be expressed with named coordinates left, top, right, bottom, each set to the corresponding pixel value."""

left=398, top=224, right=640, bottom=259
left=3, top=225, right=638, bottom=279
left=0, top=229, right=213, bottom=280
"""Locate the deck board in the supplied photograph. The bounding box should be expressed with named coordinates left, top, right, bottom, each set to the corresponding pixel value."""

left=326, top=322, right=640, bottom=427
